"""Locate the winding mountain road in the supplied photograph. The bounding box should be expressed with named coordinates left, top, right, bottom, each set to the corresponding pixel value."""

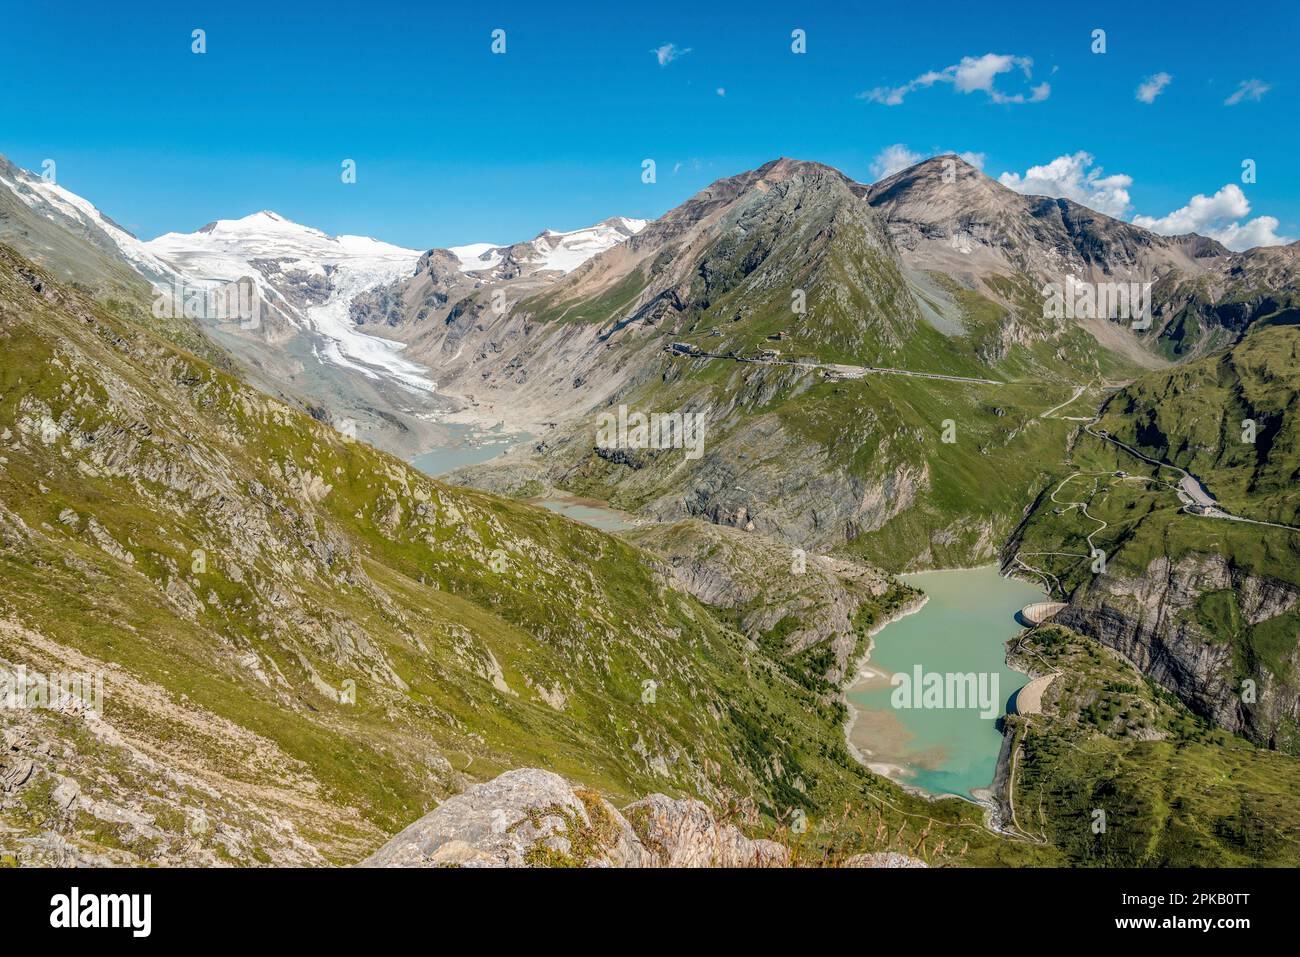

left=668, top=349, right=1001, bottom=385
left=1038, top=384, right=1090, bottom=420
left=1014, top=387, right=1299, bottom=596
left=1085, top=424, right=1300, bottom=532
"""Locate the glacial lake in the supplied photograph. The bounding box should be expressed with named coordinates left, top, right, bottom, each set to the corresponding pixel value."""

left=530, top=493, right=639, bottom=532
left=409, top=424, right=529, bottom=477
left=410, top=429, right=637, bottom=532
left=847, top=565, right=1043, bottom=800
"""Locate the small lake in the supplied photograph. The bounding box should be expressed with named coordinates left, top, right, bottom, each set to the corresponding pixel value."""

left=528, top=493, right=639, bottom=532
left=410, top=431, right=637, bottom=532
left=409, top=424, right=529, bottom=477
left=847, top=565, right=1043, bottom=800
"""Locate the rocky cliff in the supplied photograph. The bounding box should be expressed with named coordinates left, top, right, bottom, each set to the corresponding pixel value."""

left=1056, top=555, right=1299, bottom=746
left=625, top=520, right=916, bottom=687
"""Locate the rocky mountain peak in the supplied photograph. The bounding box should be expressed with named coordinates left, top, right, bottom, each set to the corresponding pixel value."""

left=713, top=156, right=856, bottom=200
left=635, top=158, right=869, bottom=254
left=866, top=154, right=1021, bottom=226
left=756, top=156, right=851, bottom=181
left=861, top=153, right=1225, bottom=292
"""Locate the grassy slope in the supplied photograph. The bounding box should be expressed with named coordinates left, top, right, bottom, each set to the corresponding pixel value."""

left=1006, top=625, right=1300, bottom=865
left=0, top=171, right=228, bottom=368
left=553, top=279, right=1138, bottom=570
left=1101, top=322, right=1300, bottom=527
left=1010, top=324, right=1300, bottom=719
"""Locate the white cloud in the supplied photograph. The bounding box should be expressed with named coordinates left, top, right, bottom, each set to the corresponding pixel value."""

left=998, top=152, right=1133, bottom=217
left=870, top=144, right=923, bottom=179
left=859, top=53, right=1049, bottom=106
left=1135, top=72, right=1172, bottom=103
left=953, top=53, right=1027, bottom=94
left=869, top=145, right=986, bottom=180
left=1133, top=184, right=1293, bottom=250
left=1225, top=78, right=1271, bottom=105
left=652, top=43, right=690, bottom=67
left=1000, top=151, right=1293, bottom=251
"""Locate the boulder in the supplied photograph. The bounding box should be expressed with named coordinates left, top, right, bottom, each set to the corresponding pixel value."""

left=842, top=851, right=928, bottom=868
left=361, top=768, right=650, bottom=868
left=363, top=768, right=791, bottom=868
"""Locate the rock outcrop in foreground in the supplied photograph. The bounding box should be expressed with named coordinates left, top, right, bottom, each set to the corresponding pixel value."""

left=362, top=769, right=926, bottom=868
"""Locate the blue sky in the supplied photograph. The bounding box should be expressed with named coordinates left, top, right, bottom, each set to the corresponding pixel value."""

left=2, top=0, right=1295, bottom=250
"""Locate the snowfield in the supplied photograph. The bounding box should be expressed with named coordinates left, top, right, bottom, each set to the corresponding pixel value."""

left=449, top=217, right=647, bottom=276
left=145, top=212, right=434, bottom=392
left=0, top=161, right=178, bottom=285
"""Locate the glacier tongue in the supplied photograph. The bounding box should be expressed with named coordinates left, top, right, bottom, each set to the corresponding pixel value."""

left=303, top=245, right=436, bottom=393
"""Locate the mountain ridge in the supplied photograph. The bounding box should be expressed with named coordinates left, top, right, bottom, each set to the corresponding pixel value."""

left=4, top=241, right=1020, bottom=866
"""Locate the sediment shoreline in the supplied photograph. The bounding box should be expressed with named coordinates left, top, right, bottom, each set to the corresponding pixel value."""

left=842, top=565, right=1044, bottom=808
left=840, top=590, right=941, bottom=800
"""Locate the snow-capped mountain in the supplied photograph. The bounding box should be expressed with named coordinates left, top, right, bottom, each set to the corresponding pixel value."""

left=144, top=212, right=433, bottom=391
left=0, top=155, right=178, bottom=287
left=1, top=152, right=648, bottom=434
left=449, top=216, right=647, bottom=278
